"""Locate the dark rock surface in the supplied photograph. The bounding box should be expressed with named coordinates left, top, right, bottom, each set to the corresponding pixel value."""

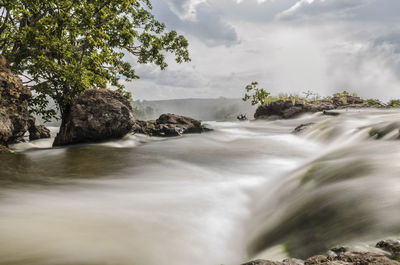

left=237, top=114, right=248, bottom=121
left=242, top=258, right=304, bottom=265
left=28, top=117, right=51, bottom=141
left=0, top=56, right=32, bottom=146
left=132, top=113, right=209, bottom=137
left=53, top=89, right=135, bottom=146
left=292, top=123, right=315, bottom=134
left=377, top=240, right=400, bottom=259
left=243, top=252, right=400, bottom=265
left=0, top=144, right=12, bottom=153
left=254, top=95, right=367, bottom=120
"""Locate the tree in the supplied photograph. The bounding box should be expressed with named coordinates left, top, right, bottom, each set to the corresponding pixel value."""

left=242, top=82, right=271, bottom=106
left=0, top=0, right=190, bottom=121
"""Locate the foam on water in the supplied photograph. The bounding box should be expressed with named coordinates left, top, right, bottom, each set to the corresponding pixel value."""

left=2, top=110, right=400, bottom=264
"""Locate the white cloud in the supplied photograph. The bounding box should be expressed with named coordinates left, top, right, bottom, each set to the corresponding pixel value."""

left=278, top=0, right=371, bottom=20
left=127, top=0, right=400, bottom=101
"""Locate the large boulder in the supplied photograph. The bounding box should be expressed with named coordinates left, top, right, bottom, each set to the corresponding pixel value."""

left=132, top=113, right=208, bottom=137
left=53, top=89, right=135, bottom=146
left=0, top=56, right=31, bottom=146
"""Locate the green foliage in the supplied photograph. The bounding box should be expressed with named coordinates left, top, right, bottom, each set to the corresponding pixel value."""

left=364, top=98, right=382, bottom=107
left=0, top=0, right=190, bottom=120
left=242, top=82, right=271, bottom=106
left=388, top=99, right=400, bottom=108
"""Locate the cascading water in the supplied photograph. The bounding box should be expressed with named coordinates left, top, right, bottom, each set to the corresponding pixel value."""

left=1, top=109, right=400, bottom=264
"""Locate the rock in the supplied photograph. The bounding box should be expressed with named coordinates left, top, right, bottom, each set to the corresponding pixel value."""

left=376, top=240, right=400, bottom=259
left=330, top=246, right=348, bottom=255
left=28, top=116, right=51, bottom=141
left=305, top=252, right=400, bottom=265
left=254, top=100, right=336, bottom=120
left=0, top=56, right=31, bottom=146
left=0, top=145, right=12, bottom=153
left=254, top=94, right=368, bottom=120
left=53, top=89, right=135, bottom=146
left=323, top=110, right=341, bottom=116
left=244, top=252, right=400, bottom=265
left=237, top=114, right=248, bottom=121
left=292, top=123, right=315, bottom=134
left=132, top=113, right=209, bottom=137
left=331, top=94, right=364, bottom=107
left=241, top=260, right=286, bottom=265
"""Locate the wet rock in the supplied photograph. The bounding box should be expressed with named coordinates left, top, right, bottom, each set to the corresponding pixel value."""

left=28, top=117, right=51, bottom=141
left=323, top=110, right=340, bottom=116
left=241, top=260, right=286, bottom=265
left=237, top=114, right=248, bottom=121
left=0, top=144, right=12, bottom=153
left=330, top=246, right=348, bottom=255
left=244, top=252, right=400, bottom=265
left=0, top=56, right=31, bottom=146
left=305, top=252, right=400, bottom=265
left=292, top=123, right=315, bottom=134
left=376, top=240, right=400, bottom=259
left=369, top=122, right=400, bottom=139
left=132, top=113, right=209, bottom=137
left=53, top=89, right=135, bottom=146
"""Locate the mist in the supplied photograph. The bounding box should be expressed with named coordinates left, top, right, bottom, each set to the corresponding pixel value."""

left=125, top=0, right=400, bottom=101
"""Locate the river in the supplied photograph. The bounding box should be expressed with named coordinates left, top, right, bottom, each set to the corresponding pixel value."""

left=1, top=109, right=400, bottom=264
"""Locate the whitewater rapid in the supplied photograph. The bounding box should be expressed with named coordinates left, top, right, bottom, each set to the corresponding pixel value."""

left=1, top=109, right=400, bottom=264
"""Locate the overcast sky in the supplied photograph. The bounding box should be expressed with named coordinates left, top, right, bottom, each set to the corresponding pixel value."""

left=126, top=0, right=400, bottom=101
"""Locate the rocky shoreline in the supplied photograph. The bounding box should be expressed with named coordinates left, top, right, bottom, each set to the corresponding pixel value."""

left=243, top=240, right=400, bottom=265
left=254, top=94, right=375, bottom=120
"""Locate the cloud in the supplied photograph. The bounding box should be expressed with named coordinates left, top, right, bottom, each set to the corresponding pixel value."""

left=125, top=0, right=400, bottom=101
left=278, top=0, right=372, bottom=21
left=152, top=0, right=239, bottom=46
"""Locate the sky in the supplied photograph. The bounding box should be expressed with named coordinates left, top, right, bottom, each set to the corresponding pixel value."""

left=126, top=0, right=400, bottom=101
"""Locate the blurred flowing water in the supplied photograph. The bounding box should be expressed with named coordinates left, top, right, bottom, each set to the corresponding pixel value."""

left=1, top=109, right=400, bottom=264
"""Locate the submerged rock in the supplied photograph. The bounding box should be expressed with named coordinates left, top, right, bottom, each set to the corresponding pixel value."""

left=0, top=56, right=32, bottom=146
left=53, top=89, right=135, bottom=146
left=292, top=123, right=315, bottom=134
left=132, top=113, right=209, bottom=137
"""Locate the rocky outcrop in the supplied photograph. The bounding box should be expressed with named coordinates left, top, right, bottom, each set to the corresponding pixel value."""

left=28, top=117, right=51, bottom=141
left=377, top=240, right=400, bottom=259
left=132, top=113, right=209, bottom=137
left=254, top=100, right=336, bottom=120
left=243, top=239, right=400, bottom=265
left=53, top=89, right=135, bottom=146
left=254, top=95, right=367, bottom=120
left=242, top=252, right=400, bottom=265
left=0, top=56, right=31, bottom=146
